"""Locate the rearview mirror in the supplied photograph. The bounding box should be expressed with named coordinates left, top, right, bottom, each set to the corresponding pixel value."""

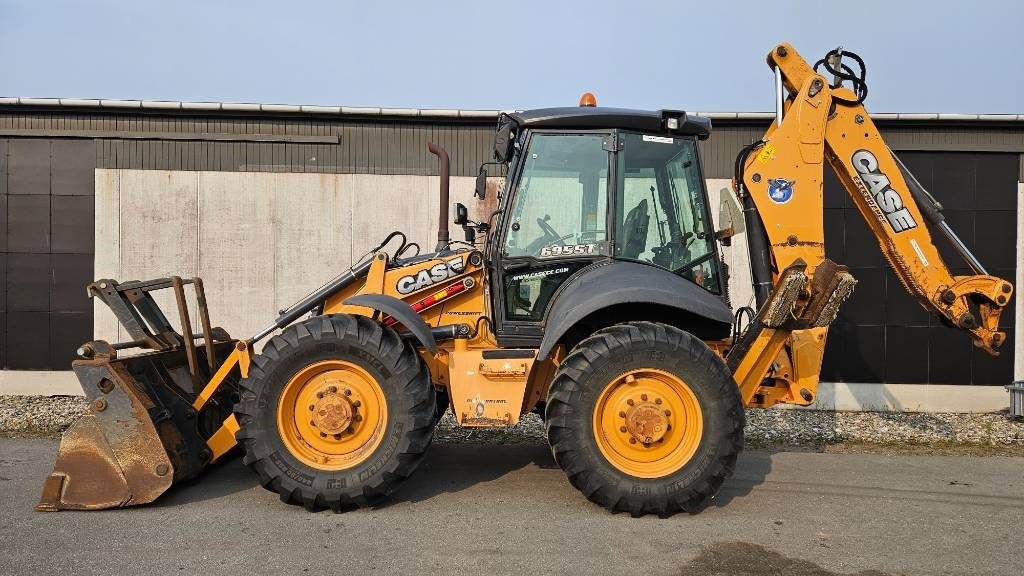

left=493, top=123, right=513, bottom=162
left=453, top=202, right=469, bottom=226
left=474, top=168, right=487, bottom=199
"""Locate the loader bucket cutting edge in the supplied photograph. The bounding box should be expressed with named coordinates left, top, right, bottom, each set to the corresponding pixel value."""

left=37, top=361, right=176, bottom=511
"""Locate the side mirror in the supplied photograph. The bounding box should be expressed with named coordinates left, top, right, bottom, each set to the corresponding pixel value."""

left=493, top=123, right=513, bottom=162
left=453, top=202, right=469, bottom=226
left=474, top=168, right=487, bottom=199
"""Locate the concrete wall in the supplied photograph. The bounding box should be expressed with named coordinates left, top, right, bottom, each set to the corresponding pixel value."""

left=94, top=169, right=487, bottom=343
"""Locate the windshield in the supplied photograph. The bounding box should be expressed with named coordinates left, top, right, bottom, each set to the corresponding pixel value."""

left=503, top=133, right=609, bottom=258
left=615, top=132, right=719, bottom=293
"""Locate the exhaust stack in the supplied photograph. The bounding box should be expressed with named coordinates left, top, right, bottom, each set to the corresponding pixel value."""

left=428, top=143, right=450, bottom=251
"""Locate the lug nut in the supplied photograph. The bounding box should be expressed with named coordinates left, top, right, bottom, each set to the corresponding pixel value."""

left=627, top=399, right=635, bottom=406
left=664, top=410, right=671, bottom=417
left=343, top=388, right=352, bottom=396
left=666, top=424, right=672, bottom=431
left=328, top=386, right=337, bottom=393
left=354, top=414, right=362, bottom=422
left=320, top=432, right=327, bottom=438
left=309, top=404, right=315, bottom=411
left=310, top=420, right=317, bottom=427
left=353, top=400, right=361, bottom=408
left=619, top=426, right=627, bottom=433
left=618, top=411, right=626, bottom=418
left=654, top=398, right=662, bottom=405
left=629, top=438, right=637, bottom=444
left=317, top=392, right=324, bottom=399
left=333, top=433, right=342, bottom=440
left=641, top=394, right=648, bottom=402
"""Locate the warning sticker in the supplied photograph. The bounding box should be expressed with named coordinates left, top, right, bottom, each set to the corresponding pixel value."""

left=756, top=143, right=776, bottom=164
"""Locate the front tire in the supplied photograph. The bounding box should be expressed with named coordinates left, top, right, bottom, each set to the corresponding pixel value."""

left=235, top=314, right=435, bottom=511
left=545, top=321, right=744, bottom=517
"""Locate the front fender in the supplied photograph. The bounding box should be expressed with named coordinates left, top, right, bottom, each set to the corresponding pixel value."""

left=344, top=294, right=437, bottom=354
left=536, top=260, right=733, bottom=360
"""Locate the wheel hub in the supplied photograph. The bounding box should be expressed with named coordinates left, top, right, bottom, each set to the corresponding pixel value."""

left=624, top=401, right=668, bottom=445
left=278, top=360, right=386, bottom=471
left=593, top=368, right=704, bottom=478
left=311, top=392, right=353, bottom=435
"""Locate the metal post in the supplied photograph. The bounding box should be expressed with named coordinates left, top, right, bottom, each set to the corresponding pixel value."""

left=775, top=66, right=784, bottom=127
left=1008, top=182, right=1024, bottom=418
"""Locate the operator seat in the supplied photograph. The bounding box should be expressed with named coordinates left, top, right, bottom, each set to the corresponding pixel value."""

left=620, top=199, right=650, bottom=259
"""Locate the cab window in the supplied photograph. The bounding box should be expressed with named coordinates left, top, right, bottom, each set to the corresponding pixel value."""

left=615, top=132, right=719, bottom=293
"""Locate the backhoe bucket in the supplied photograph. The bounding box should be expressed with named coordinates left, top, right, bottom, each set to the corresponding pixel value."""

left=37, top=277, right=239, bottom=511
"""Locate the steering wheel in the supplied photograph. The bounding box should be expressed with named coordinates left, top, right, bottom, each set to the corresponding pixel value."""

left=536, top=215, right=566, bottom=246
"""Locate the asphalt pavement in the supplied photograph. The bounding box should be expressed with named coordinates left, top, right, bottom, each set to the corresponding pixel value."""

left=1, top=439, right=1022, bottom=576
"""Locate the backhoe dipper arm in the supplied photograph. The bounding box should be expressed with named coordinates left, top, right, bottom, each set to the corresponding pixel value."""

left=741, top=42, right=1012, bottom=356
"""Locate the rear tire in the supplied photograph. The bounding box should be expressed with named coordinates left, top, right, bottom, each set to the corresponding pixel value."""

left=545, top=321, right=743, bottom=517
left=235, top=314, right=435, bottom=511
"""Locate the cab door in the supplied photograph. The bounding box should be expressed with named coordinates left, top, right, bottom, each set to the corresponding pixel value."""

left=492, top=131, right=613, bottom=346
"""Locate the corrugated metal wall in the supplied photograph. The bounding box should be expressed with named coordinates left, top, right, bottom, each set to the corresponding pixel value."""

left=1, top=107, right=1022, bottom=178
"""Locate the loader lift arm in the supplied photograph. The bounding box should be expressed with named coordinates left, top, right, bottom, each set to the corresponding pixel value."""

left=729, top=43, right=1013, bottom=407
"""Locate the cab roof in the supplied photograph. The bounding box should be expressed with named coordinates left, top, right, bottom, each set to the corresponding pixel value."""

left=507, top=107, right=712, bottom=139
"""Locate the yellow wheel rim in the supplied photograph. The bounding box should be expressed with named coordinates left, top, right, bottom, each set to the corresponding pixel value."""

left=592, top=368, right=703, bottom=478
left=276, top=360, right=388, bottom=471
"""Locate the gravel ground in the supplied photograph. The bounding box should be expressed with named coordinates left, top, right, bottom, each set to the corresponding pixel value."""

left=3, top=394, right=1023, bottom=453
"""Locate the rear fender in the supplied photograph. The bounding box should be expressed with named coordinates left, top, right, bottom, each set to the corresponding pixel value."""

left=537, top=260, right=733, bottom=360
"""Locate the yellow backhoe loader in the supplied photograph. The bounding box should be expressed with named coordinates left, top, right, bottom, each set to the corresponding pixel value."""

left=37, top=43, right=1012, bottom=516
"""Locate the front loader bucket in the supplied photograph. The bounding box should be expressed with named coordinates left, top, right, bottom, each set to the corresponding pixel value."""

left=38, top=276, right=240, bottom=511
left=38, top=362, right=175, bottom=510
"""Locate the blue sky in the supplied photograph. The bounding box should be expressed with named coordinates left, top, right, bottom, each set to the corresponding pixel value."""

left=2, top=0, right=1021, bottom=113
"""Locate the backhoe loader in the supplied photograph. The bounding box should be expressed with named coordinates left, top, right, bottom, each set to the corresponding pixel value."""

left=37, top=42, right=1013, bottom=517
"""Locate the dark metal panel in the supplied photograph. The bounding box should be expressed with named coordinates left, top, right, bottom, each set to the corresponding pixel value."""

left=7, top=194, right=50, bottom=252
left=0, top=194, right=6, bottom=252
left=51, top=195, right=94, bottom=254
left=8, top=138, right=50, bottom=194
left=49, top=311, right=92, bottom=367
left=50, top=253, right=93, bottom=313
left=6, top=311, right=50, bottom=369
left=6, top=253, right=49, bottom=311
left=0, top=138, right=8, bottom=195
left=0, top=311, right=5, bottom=368
left=0, top=253, right=5, bottom=312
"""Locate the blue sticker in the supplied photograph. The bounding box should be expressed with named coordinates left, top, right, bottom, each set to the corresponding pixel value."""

left=767, top=178, right=795, bottom=204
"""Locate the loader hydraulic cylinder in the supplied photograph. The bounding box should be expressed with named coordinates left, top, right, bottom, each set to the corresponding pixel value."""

left=251, top=258, right=373, bottom=343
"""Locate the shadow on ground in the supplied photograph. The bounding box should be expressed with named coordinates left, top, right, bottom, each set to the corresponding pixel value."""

left=387, top=443, right=557, bottom=505
left=712, top=450, right=773, bottom=508
left=150, top=443, right=774, bottom=513
left=154, top=453, right=259, bottom=508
